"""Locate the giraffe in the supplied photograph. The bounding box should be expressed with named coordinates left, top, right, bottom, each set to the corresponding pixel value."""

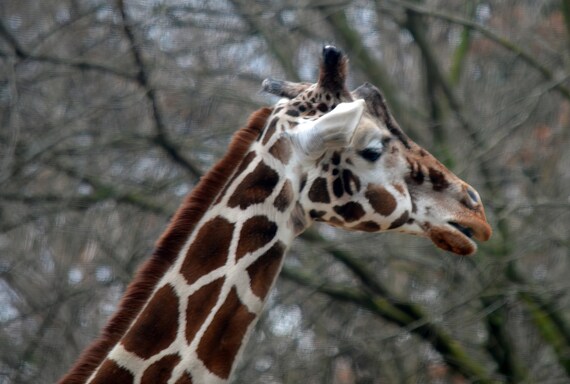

left=59, top=46, right=491, bottom=384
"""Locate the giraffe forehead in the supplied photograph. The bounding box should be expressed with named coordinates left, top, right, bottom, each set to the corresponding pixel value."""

left=350, top=117, right=389, bottom=149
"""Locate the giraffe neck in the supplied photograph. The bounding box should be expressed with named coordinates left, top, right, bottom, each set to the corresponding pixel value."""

left=61, top=107, right=306, bottom=384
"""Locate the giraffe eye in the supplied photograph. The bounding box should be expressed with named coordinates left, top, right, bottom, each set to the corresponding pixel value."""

left=359, top=148, right=381, bottom=162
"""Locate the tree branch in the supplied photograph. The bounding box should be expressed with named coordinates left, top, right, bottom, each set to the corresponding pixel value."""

left=281, top=264, right=498, bottom=384
left=0, top=19, right=135, bottom=80
left=116, top=0, right=203, bottom=180
left=387, top=0, right=570, bottom=100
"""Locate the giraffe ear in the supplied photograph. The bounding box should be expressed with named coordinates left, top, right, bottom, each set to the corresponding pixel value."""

left=288, top=99, right=365, bottom=160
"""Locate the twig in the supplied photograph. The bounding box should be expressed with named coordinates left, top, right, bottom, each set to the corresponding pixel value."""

left=386, top=0, right=570, bottom=100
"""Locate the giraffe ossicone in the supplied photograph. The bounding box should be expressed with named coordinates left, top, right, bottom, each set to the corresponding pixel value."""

left=60, top=46, right=491, bottom=384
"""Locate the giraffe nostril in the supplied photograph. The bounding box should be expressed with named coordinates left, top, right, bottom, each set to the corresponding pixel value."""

left=464, top=186, right=480, bottom=209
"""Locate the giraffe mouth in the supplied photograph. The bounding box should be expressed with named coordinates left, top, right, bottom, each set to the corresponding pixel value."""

left=424, top=220, right=491, bottom=256
left=448, top=222, right=474, bottom=239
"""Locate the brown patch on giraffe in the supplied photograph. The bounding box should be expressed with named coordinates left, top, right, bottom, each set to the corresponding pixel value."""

left=180, top=216, right=234, bottom=286
left=247, top=242, right=286, bottom=299
left=269, top=136, right=292, bottom=165
left=58, top=107, right=273, bottom=384
left=262, top=116, right=279, bottom=145
left=286, top=108, right=300, bottom=117
left=236, top=216, right=278, bottom=260
left=317, top=103, right=329, bottom=113
left=393, top=183, right=405, bottom=195
left=309, top=209, right=326, bottom=220
left=353, top=221, right=381, bottom=232
left=308, top=177, right=330, bottom=203
left=175, top=372, right=194, bottom=384
left=332, top=177, right=344, bottom=198
left=290, top=203, right=307, bottom=233
left=174, top=372, right=194, bottom=384
left=89, top=359, right=134, bottom=384
left=197, top=287, right=256, bottom=379
left=428, top=168, right=450, bottom=191
left=365, top=185, right=397, bottom=216
left=329, top=216, right=344, bottom=226
left=331, top=151, right=341, bottom=165
left=185, top=277, right=224, bottom=345
left=409, top=161, right=425, bottom=185
left=141, top=354, right=181, bottom=384
left=333, top=202, right=366, bottom=223
left=121, top=284, right=179, bottom=359
left=299, top=173, right=308, bottom=193
left=228, top=161, right=279, bottom=209
left=274, top=180, right=293, bottom=212
left=342, top=169, right=361, bottom=195
left=215, top=151, right=256, bottom=205
left=388, top=211, right=410, bottom=229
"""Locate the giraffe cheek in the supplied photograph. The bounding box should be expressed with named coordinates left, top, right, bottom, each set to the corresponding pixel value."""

left=365, top=185, right=397, bottom=216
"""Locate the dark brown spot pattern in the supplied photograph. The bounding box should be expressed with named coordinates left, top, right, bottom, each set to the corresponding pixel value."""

left=274, top=180, right=293, bottom=212
left=122, top=284, right=179, bottom=360
left=247, top=242, right=286, bottom=299
left=331, top=152, right=341, bottom=165
left=196, top=287, right=256, bottom=379
left=269, top=136, right=292, bottom=165
left=175, top=373, right=194, bottom=384
left=299, top=173, right=308, bottom=193
left=236, top=216, right=277, bottom=260
left=341, top=169, right=361, bottom=195
left=333, top=202, right=365, bottom=223
left=90, top=359, right=134, bottom=384
left=353, top=221, right=381, bottom=232
left=365, top=185, right=397, bottom=216
left=308, top=177, right=330, bottom=203
left=186, top=278, right=224, bottom=344
left=262, top=117, right=278, bottom=145
left=141, top=354, right=181, bottom=384
left=286, top=109, right=300, bottom=117
left=329, top=216, right=344, bottom=226
left=409, top=162, right=424, bottom=185
left=428, top=168, right=450, bottom=191
left=332, top=177, right=344, bottom=198
left=309, top=209, right=326, bottom=220
left=388, top=211, right=410, bottom=229
left=228, top=161, right=279, bottom=209
left=215, top=151, right=256, bottom=205
left=181, top=216, right=234, bottom=285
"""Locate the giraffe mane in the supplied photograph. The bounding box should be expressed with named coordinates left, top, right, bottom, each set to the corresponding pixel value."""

left=59, top=107, right=273, bottom=384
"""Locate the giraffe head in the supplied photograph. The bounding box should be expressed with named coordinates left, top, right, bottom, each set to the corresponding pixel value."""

left=263, top=46, right=491, bottom=255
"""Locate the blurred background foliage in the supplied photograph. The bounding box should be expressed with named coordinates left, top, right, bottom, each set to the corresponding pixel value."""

left=0, top=0, right=569, bottom=383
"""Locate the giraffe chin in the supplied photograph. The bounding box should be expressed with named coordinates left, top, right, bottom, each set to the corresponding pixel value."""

left=426, top=225, right=478, bottom=256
